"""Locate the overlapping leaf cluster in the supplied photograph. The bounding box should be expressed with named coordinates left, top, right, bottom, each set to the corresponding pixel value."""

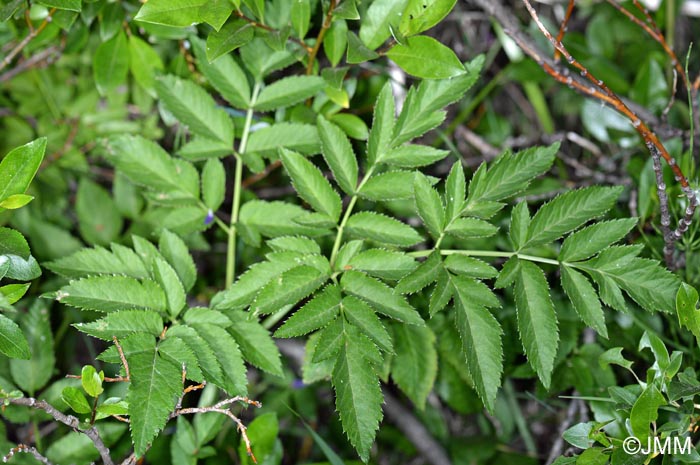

left=47, top=230, right=280, bottom=456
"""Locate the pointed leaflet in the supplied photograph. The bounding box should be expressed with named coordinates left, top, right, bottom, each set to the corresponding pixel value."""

left=358, top=0, right=408, bottom=49
left=134, top=0, right=207, bottom=26
left=343, top=296, right=393, bottom=353
left=445, top=162, right=466, bottom=221
left=280, top=149, right=342, bottom=221
left=255, top=76, right=325, bottom=111
left=165, top=325, right=224, bottom=387
left=252, top=265, right=328, bottom=315
left=393, top=58, right=483, bottom=145
left=156, top=75, right=233, bottom=145
left=560, top=266, right=607, bottom=338
left=467, top=143, right=558, bottom=206
left=313, top=317, right=346, bottom=362
left=317, top=116, right=359, bottom=195
left=451, top=274, right=503, bottom=412
left=559, top=218, right=637, bottom=263
left=108, top=135, right=197, bottom=199
left=46, top=244, right=149, bottom=280
left=443, top=255, right=498, bottom=279
left=367, top=82, right=395, bottom=166
left=429, top=268, right=453, bottom=316
left=509, top=202, right=530, bottom=250
left=191, top=324, right=247, bottom=395
left=513, top=261, right=558, bottom=389
left=75, top=310, right=164, bottom=341
left=0, top=138, right=46, bottom=204
left=275, top=285, right=342, bottom=338
left=159, top=230, right=197, bottom=292
left=358, top=171, right=416, bottom=201
left=341, top=270, right=424, bottom=325
left=56, top=276, right=167, bottom=313
left=153, top=257, right=186, bottom=318
left=126, top=336, right=182, bottom=457
left=191, top=36, right=250, bottom=109
left=523, top=186, right=623, bottom=249
left=381, top=145, right=449, bottom=168
left=332, top=333, right=383, bottom=462
left=345, top=212, right=422, bottom=247
left=246, top=123, right=320, bottom=157
left=347, top=249, right=417, bottom=281
left=206, top=19, right=255, bottom=62
left=227, top=314, right=283, bottom=377
left=396, top=251, right=441, bottom=294
left=391, top=324, right=437, bottom=409
left=413, top=172, right=444, bottom=240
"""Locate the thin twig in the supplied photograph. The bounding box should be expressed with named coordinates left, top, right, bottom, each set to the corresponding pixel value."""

left=6, top=397, right=114, bottom=465
left=3, top=444, right=54, bottom=465
left=0, top=9, right=57, bottom=73
left=113, top=336, right=130, bottom=382
left=171, top=397, right=261, bottom=464
left=306, top=0, right=337, bottom=75
left=0, top=45, right=62, bottom=83
left=553, top=0, right=575, bottom=62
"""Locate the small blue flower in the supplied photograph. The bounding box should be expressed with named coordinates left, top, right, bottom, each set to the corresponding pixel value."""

left=204, top=209, right=214, bottom=225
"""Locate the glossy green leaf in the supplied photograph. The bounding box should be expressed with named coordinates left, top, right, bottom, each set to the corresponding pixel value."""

left=677, top=283, right=700, bottom=345
left=451, top=274, right=502, bottom=412
left=399, top=0, right=457, bottom=36
left=206, top=19, right=255, bottom=61
left=0, top=138, right=47, bottom=204
left=387, top=35, right=465, bottom=79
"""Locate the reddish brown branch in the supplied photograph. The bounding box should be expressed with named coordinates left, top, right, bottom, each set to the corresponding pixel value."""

left=521, top=0, right=698, bottom=267
left=604, top=0, right=689, bottom=90
left=554, top=0, right=575, bottom=62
